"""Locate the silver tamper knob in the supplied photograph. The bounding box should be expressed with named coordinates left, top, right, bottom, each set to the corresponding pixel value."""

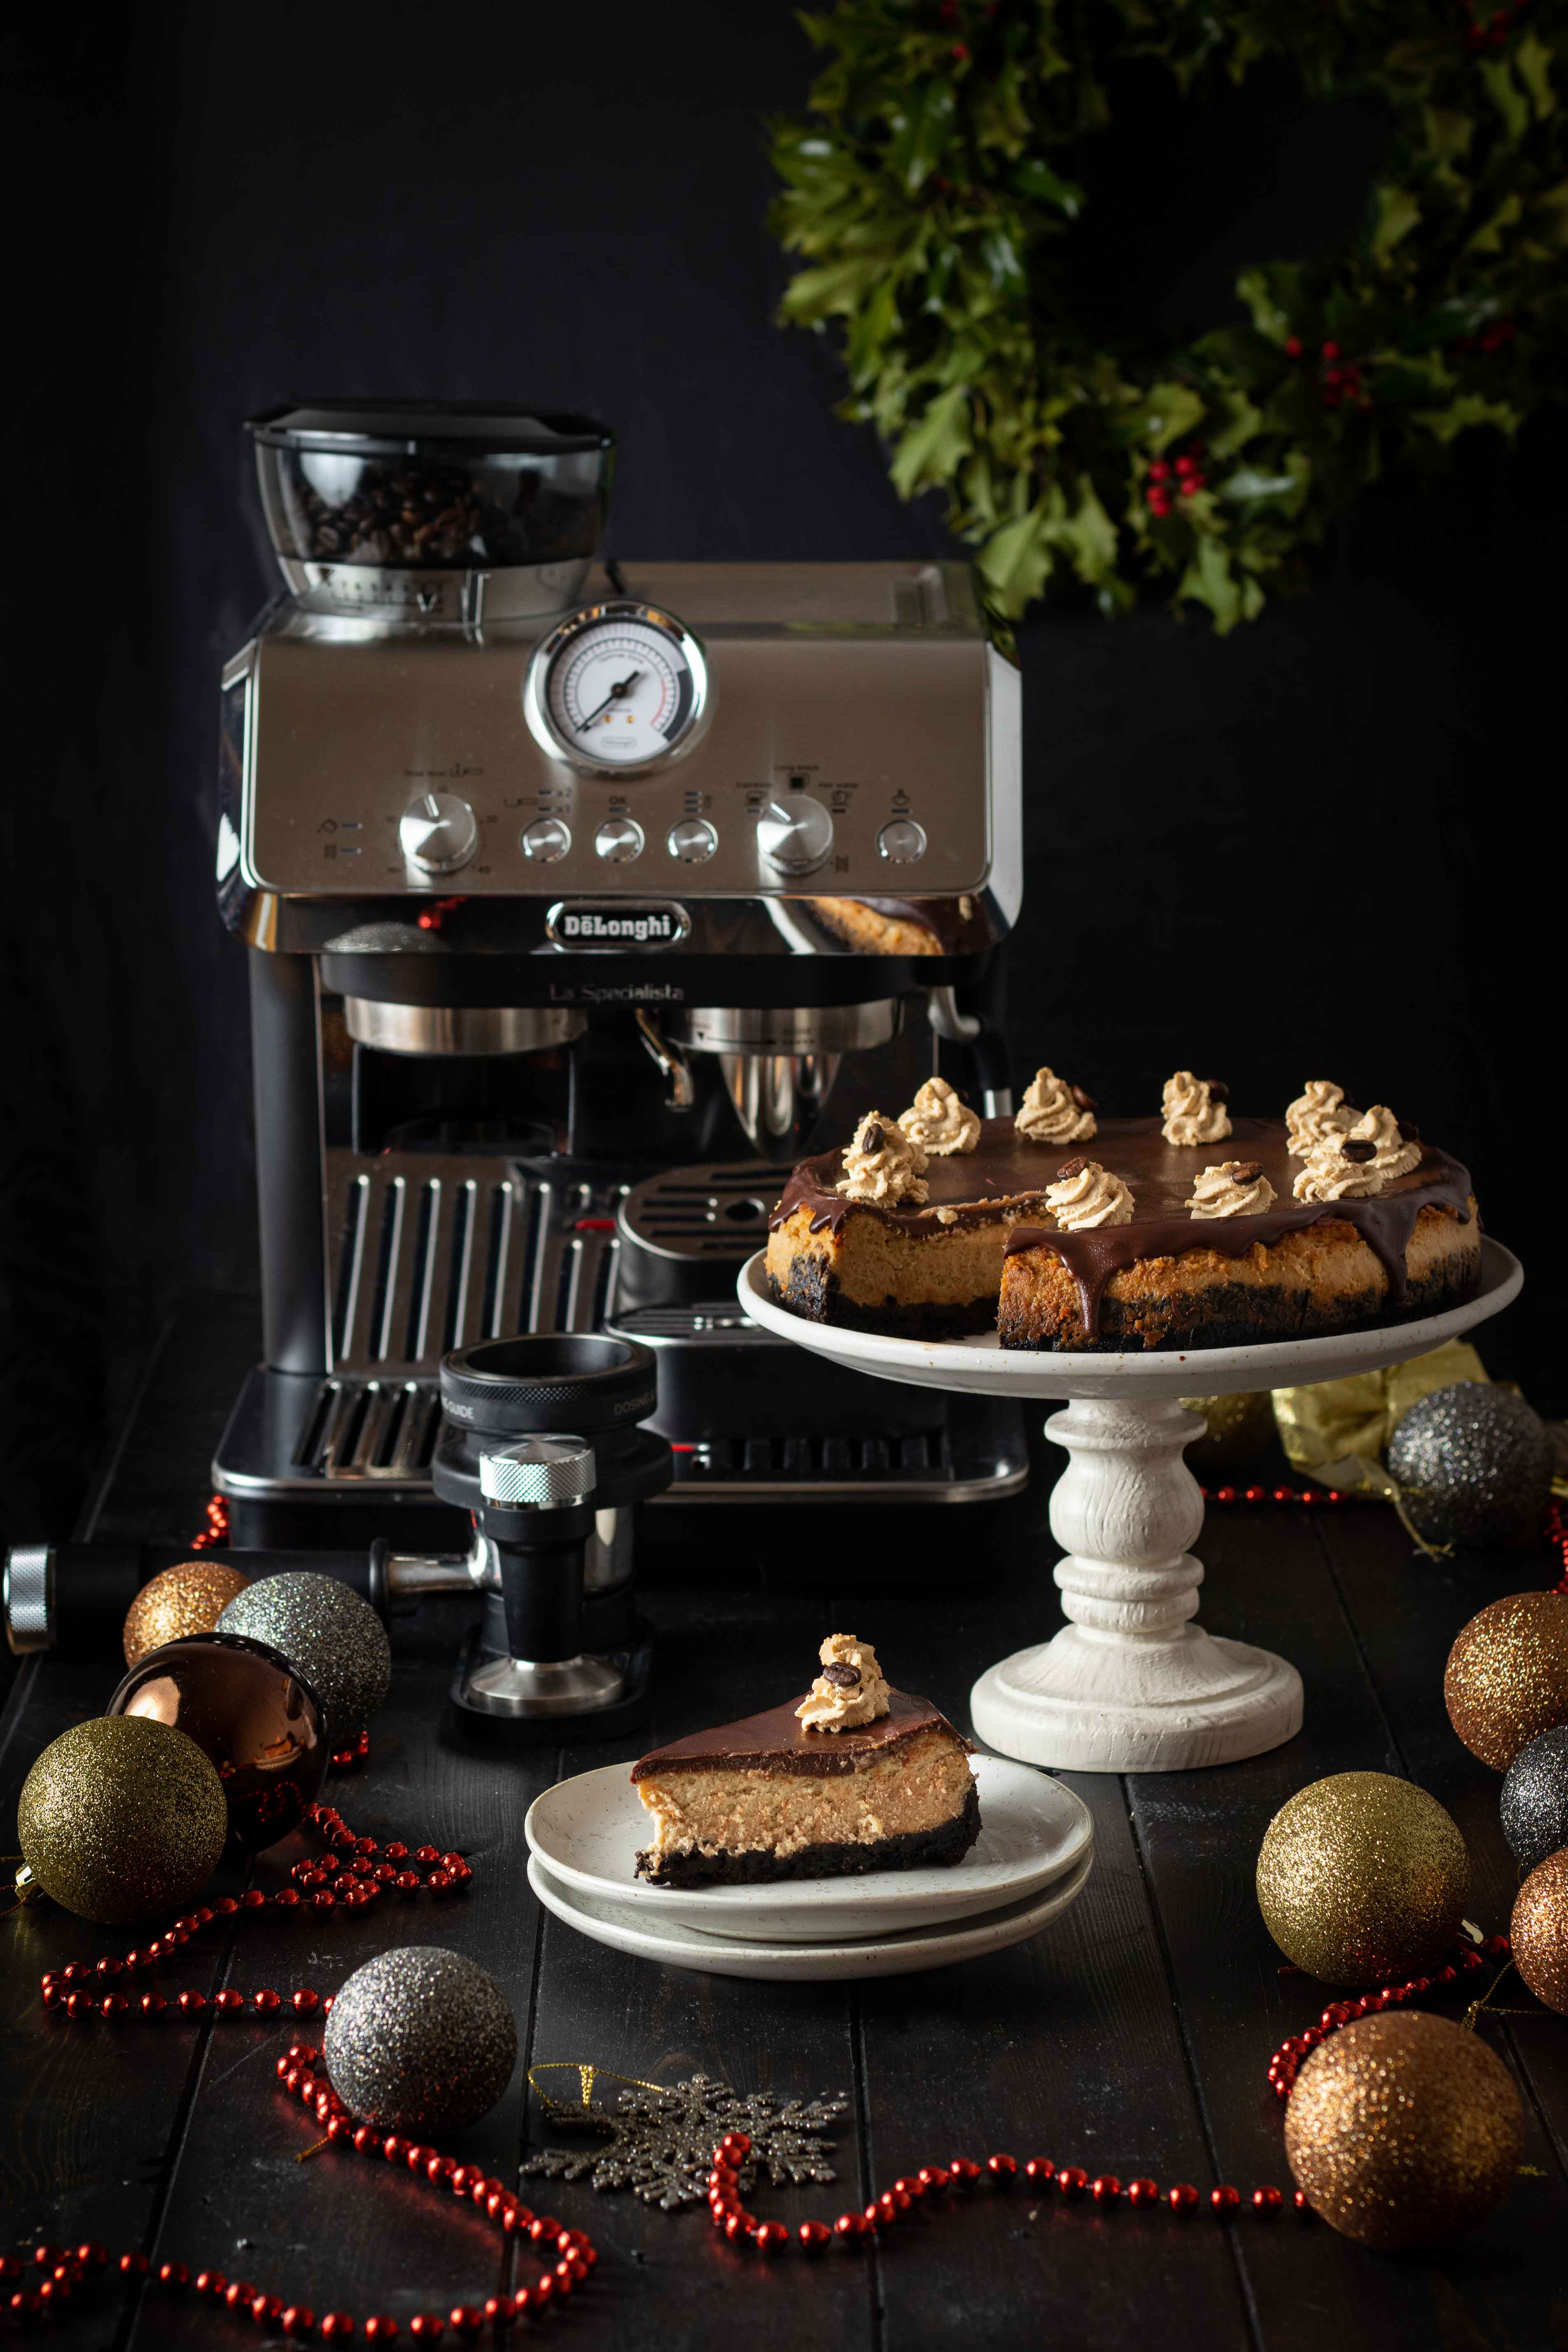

left=400, top=791, right=479, bottom=875
left=478, top=1435, right=596, bottom=1509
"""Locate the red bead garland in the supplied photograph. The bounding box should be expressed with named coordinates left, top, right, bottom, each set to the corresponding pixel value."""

left=1264, top=1934, right=1510, bottom=2099
left=36, top=1803, right=472, bottom=2024
left=700, top=2132, right=1310, bottom=2253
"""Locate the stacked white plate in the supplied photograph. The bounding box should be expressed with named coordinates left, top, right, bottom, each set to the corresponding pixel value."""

left=523, top=1753, right=1094, bottom=1982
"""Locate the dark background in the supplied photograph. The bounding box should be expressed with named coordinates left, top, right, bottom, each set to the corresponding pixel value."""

left=0, top=1, right=1551, bottom=1547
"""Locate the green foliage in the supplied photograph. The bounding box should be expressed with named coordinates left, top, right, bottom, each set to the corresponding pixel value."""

left=769, top=1, right=1568, bottom=629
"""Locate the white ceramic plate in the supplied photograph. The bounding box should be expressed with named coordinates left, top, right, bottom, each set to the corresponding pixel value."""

left=524, top=1752, right=1092, bottom=1942
left=737, top=1237, right=1521, bottom=1403
left=527, top=1845, right=1094, bottom=1982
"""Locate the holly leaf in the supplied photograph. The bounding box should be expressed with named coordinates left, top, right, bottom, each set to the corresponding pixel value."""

left=1412, top=392, right=1520, bottom=442
left=1113, top=380, right=1206, bottom=451
left=1008, top=156, right=1084, bottom=217
left=1219, top=464, right=1306, bottom=508
left=1370, top=184, right=1421, bottom=264
left=1515, top=33, right=1556, bottom=119
left=1177, top=535, right=1265, bottom=633
left=975, top=501, right=1056, bottom=614
left=887, top=81, right=956, bottom=196
left=1042, top=474, right=1119, bottom=583
left=1479, top=59, right=1529, bottom=143
left=889, top=381, right=973, bottom=498
left=1236, top=262, right=1305, bottom=345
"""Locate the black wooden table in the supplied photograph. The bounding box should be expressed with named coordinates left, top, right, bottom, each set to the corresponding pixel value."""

left=4, top=1295, right=1564, bottom=2350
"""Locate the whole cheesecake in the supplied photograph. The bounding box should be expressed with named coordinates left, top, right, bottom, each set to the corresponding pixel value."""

left=767, top=1113, right=1479, bottom=1352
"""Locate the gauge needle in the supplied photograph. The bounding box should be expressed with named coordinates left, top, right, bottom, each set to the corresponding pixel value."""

left=576, top=670, right=643, bottom=732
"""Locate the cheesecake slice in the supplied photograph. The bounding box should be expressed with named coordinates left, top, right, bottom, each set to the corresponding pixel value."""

left=631, top=1636, right=979, bottom=1889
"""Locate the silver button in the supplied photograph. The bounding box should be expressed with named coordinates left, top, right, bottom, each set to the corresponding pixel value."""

left=479, top=1435, right=596, bottom=1508
left=595, top=817, right=645, bottom=864
left=520, top=816, right=571, bottom=863
left=757, top=796, right=834, bottom=875
left=667, top=817, right=717, bottom=864
left=877, top=817, right=928, bottom=864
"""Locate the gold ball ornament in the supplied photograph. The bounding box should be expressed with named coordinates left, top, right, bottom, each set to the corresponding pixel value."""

left=1285, top=2012, right=1523, bottom=2250
left=1256, top=1771, right=1469, bottom=1987
left=1511, top=1848, right=1568, bottom=2014
left=16, top=1715, right=227, bottom=1922
left=123, top=1561, right=252, bottom=1668
left=1444, top=1591, right=1568, bottom=1770
left=1179, top=1390, right=1278, bottom=1470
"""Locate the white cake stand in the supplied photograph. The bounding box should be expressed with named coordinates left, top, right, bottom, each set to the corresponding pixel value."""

left=738, top=1240, right=1522, bottom=1773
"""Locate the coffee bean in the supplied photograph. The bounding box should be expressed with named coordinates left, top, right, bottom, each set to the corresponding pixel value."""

left=1341, top=1138, right=1376, bottom=1163
left=1070, top=1085, right=1096, bottom=1111
left=1229, top=1161, right=1262, bottom=1183
left=822, top=1664, right=862, bottom=1688
left=1207, top=1080, right=1229, bottom=1101
left=1055, top=1157, right=1089, bottom=1181
left=1398, top=1120, right=1421, bottom=1143
left=860, top=1119, right=885, bottom=1153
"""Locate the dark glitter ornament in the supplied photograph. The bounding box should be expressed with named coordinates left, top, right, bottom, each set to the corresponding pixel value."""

left=1385, top=1382, right=1552, bottom=1550
left=218, top=1573, right=390, bottom=1741
left=1444, top=1591, right=1568, bottom=1771
left=521, top=2070, right=846, bottom=2209
left=17, top=1715, right=228, bottom=1922
left=1285, top=2011, right=1523, bottom=2250
left=323, top=1948, right=517, bottom=2136
left=106, top=1632, right=328, bottom=1852
left=1500, top=1724, right=1568, bottom=1874
left=1512, top=1848, right=1568, bottom=2013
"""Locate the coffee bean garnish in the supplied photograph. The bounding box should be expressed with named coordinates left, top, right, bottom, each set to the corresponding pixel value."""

left=1071, top=1084, right=1097, bottom=1112
left=1229, top=1161, right=1262, bottom=1184
left=1398, top=1120, right=1421, bottom=1143
left=1341, top=1138, right=1377, bottom=1163
left=822, top=1663, right=862, bottom=1688
left=860, top=1119, right=885, bottom=1152
left=1207, top=1080, right=1229, bottom=1101
left=1055, top=1157, right=1089, bottom=1181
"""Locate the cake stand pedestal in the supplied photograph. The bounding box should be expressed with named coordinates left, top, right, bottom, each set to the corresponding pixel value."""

left=739, top=1240, right=1521, bottom=1773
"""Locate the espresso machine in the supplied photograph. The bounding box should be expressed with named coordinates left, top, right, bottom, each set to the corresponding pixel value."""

left=212, top=401, right=1028, bottom=1573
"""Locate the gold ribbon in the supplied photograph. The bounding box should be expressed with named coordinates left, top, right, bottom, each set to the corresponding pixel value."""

left=1271, top=1340, right=1491, bottom=1492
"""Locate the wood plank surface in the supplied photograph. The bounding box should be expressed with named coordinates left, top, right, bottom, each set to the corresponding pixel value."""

left=5, top=1298, right=1566, bottom=2349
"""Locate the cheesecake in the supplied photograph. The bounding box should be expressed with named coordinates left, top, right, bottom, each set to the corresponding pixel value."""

left=631, top=1636, right=979, bottom=1888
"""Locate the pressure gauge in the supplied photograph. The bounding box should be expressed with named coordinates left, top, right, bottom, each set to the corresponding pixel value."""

left=523, top=599, right=709, bottom=777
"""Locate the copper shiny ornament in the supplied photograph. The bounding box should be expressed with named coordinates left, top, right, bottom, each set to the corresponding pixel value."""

left=107, top=1633, right=328, bottom=1853
left=17, top=1715, right=227, bottom=1922
left=122, top=1561, right=252, bottom=1668
left=1285, top=2012, right=1522, bottom=2250
left=1256, top=1771, right=1468, bottom=1987
left=1512, top=1849, right=1568, bottom=2014
left=1444, top=1591, right=1568, bottom=1770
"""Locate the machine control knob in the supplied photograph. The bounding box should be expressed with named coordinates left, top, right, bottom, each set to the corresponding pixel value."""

left=400, top=791, right=479, bottom=874
left=756, top=795, right=834, bottom=876
left=594, top=816, right=645, bottom=865
left=667, top=817, right=717, bottom=863
left=877, top=816, right=928, bottom=864
left=479, top=1434, right=596, bottom=1510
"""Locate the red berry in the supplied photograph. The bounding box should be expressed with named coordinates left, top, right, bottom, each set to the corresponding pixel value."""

left=1321, top=341, right=1340, bottom=359
left=1284, top=335, right=1303, bottom=358
left=1148, top=459, right=1170, bottom=482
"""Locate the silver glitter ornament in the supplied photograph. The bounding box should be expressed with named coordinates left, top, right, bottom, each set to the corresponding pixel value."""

left=324, top=1947, right=518, bottom=2135
left=217, top=1572, right=390, bottom=1740
left=1501, top=1725, right=1568, bottom=1875
left=1385, top=1382, right=1552, bottom=1550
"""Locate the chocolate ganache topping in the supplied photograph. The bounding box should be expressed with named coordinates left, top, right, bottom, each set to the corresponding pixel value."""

left=771, top=1115, right=1474, bottom=1340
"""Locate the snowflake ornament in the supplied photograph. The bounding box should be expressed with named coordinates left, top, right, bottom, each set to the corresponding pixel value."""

left=521, top=2069, right=849, bottom=2211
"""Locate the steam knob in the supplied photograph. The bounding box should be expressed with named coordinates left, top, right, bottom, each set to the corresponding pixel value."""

left=479, top=1434, right=596, bottom=1510
left=757, top=795, right=833, bottom=876
left=400, top=791, right=479, bottom=875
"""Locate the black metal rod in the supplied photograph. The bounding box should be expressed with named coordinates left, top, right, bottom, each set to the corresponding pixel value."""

left=248, top=948, right=329, bottom=1374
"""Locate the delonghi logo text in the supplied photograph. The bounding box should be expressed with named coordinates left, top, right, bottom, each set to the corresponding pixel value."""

left=546, top=901, right=689, bottom=950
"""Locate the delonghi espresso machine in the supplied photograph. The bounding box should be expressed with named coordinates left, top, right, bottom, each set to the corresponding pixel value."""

left=212, top=402, right=1028, bottom=1618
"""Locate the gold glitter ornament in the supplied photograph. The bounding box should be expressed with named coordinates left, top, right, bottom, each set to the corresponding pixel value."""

left=1444, top=1591, right=1568, bottom=1770
left=16, top=1715, right=227, bottom=1922
left=1285, top=2011, right=1522, bottom=2250
left=1255, top=1771, right=1468, bottom=1987
left=1179, top=1391, right=1277, bottom=1470
left=123, top=1561, right=252, bottom=1667
left=1511, top=1848, right=1568, bottom=2014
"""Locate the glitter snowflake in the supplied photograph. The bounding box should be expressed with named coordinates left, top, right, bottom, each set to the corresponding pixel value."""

left=521, top=2070, right=848, bottom=2210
